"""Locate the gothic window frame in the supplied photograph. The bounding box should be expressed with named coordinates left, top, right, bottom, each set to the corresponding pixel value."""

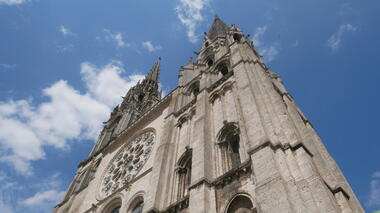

left=215, top=60, right=231, bottom=77
left=187, top=81, right=200, bottom=99
left=224, top=193, right=257, bottom=213
left=126, top=193, right=145, bottom=213
left=100, top=196, right=123, bottom=213
left=217, top=122, right=242, bottom=170
left=203, top=52, right=215, bottom=68
left=175, top=147, right=192, bottom=200
left=232, top=32, right=242, bottom=43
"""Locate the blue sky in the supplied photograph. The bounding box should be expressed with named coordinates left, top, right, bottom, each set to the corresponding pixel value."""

left=0, top=0, right=379, bottom=212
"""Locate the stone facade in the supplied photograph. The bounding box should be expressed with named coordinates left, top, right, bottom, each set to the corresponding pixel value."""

left=53, top=17, right=364, bottom=213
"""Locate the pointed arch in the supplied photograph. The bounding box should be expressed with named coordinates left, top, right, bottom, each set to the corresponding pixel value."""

left=215, top=60, right=231, bottom=76
left=126, top=192, right=145, bottom=213
left=217, top=122, right=241, bottom=171
left=175, top=147, right=193, bottom=200
left=100, top=195, right=122, bottom=213
left=187, top=80, right=200, bottom=98
left=225, top=194, right=256, bottom=213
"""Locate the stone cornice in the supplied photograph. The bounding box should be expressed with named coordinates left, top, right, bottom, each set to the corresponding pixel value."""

left=187, top=160, right=252, bottom=191
left=247, top=140, right=314, bottom=158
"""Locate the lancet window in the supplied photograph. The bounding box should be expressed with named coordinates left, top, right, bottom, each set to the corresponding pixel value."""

left=217, top=122, right=241, bottom=172
left=188, top=81, right=200, bottom=99
left=226, top=195, right=256, bottom=213
left=216, top=61, right=230, bottom=76
left=175, top=147, right=192, bottom=200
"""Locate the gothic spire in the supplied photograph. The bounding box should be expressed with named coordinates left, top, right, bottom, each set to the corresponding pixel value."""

left=207, top=15, right=229, bottom=40
left=146, top=57, right=161, bottom=83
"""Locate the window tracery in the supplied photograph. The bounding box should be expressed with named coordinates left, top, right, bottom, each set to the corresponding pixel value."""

left=217, top=122, right=241, bottom=172
left=101, top=131, right=155, bottom=196
left=175, top=147, right=192, bottom=200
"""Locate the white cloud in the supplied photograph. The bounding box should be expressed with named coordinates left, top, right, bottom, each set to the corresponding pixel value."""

left=0, top=0, right=27, bottom=5
left=80, top=61, right=145, bottom=105
left=21, top=190, right=65, bottom=206
left=367, top=171, right=380, bottom=207
left=0, top=194, right=14, bottom=213
left=103, top=29, right=129, bottom=48
left=56, top=44, right=74, bottom=53
left=175, top=0, right=210, bottom=43
left=0, top=61, right=144, bottom=175
left=327, top=24, right=357, bottom=52
left=59, top=25, right=73, bottom=37
left=20, top=173, right=65, bottom=210
left=0, top=64, right=16, bottom=69
left=0, top=172, right=64, bottom=212
left=142, top=41, right=162, bottom=52
left=293, top=40, right=299, bottom=47
left=252, top=25, right=280, bottom=62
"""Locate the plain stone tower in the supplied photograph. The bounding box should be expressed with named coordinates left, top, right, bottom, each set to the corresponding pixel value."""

left=53, top=17, right=364, bottom=213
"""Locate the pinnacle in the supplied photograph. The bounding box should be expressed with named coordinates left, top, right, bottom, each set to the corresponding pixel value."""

left=147, top=57, right=161, bottom=83
left=207, top=15, right=229, bottom=40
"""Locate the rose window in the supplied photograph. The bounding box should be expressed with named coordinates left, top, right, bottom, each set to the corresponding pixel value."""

left=101, top=131, right=155, bottom=196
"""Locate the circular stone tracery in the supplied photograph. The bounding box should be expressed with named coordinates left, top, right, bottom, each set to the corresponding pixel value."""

left=101, top=131, right=155, bottom=196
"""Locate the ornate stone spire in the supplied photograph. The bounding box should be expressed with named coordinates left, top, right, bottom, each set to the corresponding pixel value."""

left=120, top=57, right=161, bottom=114
left=92, top=58, right=162, bottom=154
left=147, top=57, right=161, bottom=83
left=207, top=15, right=229, bottom=40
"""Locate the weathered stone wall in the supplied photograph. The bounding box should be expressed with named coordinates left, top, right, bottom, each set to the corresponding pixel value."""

left=54, top=18, right=364, bottom=213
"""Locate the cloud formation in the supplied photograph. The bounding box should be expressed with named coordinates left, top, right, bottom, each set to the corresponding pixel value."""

left=367, top=171, right=380, bottom=207
left=142, top=41, right=162, bottom=52
left=0, top=0, right=27, bottom=5
left=0, top=64, right=16, bottom=69
left=0, top=61, right=144, bottom=175
left=252, top=26, right=280, bottom=62
left=59, top=25, right=74, bottom=37
left=22, top=190, right=65, bottom=206
left=16, top=173, right=64, bottom=212
left=327, top=24, right=357, bottom=52
left=102, top=29, right=129, bottom=48
left=175, top=0, right=210, bottom=43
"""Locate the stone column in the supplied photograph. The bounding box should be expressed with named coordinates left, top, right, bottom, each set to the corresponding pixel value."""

left=188, top=89, right=217, bottom=213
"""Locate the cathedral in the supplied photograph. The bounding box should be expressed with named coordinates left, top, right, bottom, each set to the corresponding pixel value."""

left=53, top=17, right=364, bottom=213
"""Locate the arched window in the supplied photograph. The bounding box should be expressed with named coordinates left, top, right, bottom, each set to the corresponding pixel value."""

left=216, top=62, right=230, bottom=76
left=176, top=147, right=192, bottom=200
left=103, top=198, right=122, bottom=213
left=217, top=123, right=241, bottom=172
left=138, top=94, right=144, bottom=102
left=205, top=41, right=209, bottom=47
left=131, top=201, right=143, bottom=213
left=233, top=33, right=242, bottom=42
left=110, top=207, right=121, bottom=213
left=188, top=81, right=200, bottom=98
left=207, top=59, right=214, bottom=67
left=226, top=195, right=255, bottom=213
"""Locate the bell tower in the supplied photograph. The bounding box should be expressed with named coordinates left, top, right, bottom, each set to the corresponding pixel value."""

left=89, top=58, right=161, bottom=156
left=54, top=17, right=364, bottom=213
